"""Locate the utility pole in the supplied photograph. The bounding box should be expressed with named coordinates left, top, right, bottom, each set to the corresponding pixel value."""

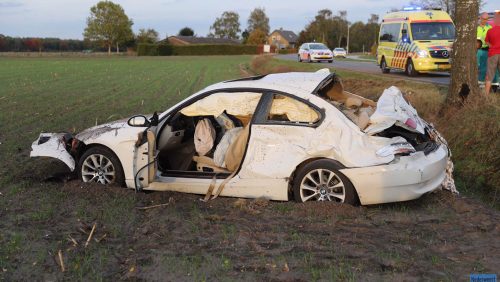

left=346, top=24, right=350, bottom=54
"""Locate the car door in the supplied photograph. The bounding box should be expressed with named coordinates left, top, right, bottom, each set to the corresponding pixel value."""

left=236, top=92, right=323, bottom=200
left=133, top=127, right=158, bottom=189
left=380, top=23, right=402, bottom=68
left=144, top=90, right=281, bottom=199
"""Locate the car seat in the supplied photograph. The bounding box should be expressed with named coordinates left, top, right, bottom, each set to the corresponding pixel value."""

left=193, top=124, right=250, bottom=173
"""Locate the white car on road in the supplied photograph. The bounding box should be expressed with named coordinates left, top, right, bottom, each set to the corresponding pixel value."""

left=333, top=48, right=347, bottom=58
left=298, top=43, right=333, bottom=63
left=31, top=70, right=454, bottom=205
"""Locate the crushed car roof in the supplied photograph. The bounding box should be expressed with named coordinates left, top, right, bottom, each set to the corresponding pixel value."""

left=205, top=69, right=332, bottom=95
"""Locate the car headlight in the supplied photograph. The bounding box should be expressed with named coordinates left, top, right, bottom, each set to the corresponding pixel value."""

left=417, top=50, right=429, bottom=58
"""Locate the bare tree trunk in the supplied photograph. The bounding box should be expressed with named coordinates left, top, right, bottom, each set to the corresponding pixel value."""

left=116, top=42, right=119, bottom=54
left=108, top=44, right=111, bottom=55
left=448, top=0, right=479, bottom=104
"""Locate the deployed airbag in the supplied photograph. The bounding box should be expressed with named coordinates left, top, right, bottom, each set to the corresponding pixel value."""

left=180, top=92, right=261, bottom=117
left=194, top=119, right=216, bottom=156
left=269, top=96, right=319, bottom=123
left=364, top=86, right=426, bottom=135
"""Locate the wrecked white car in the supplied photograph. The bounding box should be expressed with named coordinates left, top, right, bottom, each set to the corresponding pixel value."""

left=31, top=69, right=455, bottom=205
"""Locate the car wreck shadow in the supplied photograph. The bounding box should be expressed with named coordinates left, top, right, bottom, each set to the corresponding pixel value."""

left=366, top=189, right=456, bottom=211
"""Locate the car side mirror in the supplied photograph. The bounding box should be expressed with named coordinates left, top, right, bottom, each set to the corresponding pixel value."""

left=128, top=115, right=150, bottom=127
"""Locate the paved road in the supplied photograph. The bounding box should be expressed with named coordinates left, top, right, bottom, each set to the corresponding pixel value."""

left=277, top=54, right=450, bottom=85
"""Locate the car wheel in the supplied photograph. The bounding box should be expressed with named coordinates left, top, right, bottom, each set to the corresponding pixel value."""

left=298, top=55, right=302, bottom=62
left=307, top=55, right=312, bottom=63
left=293, top=160, right=358, bottom=205
left=78, top=146, right=125, bottom=186
left=406, top=59, right=418, bottom=77
left=381, top=58, right=390, bottom=73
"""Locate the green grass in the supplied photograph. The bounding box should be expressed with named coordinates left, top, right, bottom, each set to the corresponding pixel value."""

left=0, top=56, right=250, bottom=183
left=0, top=55, right=498, bottom=280
left=0, top=55, right=250, bottom=280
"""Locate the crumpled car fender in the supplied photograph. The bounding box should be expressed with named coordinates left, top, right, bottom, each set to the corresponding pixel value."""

left=30, top=133, right=76, bottom=171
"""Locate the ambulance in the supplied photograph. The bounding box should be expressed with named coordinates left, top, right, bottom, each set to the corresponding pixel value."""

left=377, top=7, right=455, bottom=76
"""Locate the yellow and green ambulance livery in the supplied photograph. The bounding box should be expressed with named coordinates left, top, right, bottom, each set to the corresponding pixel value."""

left=377, top=7, right=455, bottom=76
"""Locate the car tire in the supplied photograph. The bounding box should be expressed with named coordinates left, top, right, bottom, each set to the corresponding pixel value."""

left=298, top=55, right=302, bottom=62
left=307, top=55, right=312, bottom=63
left=292, top=159, right=359, bottom=205
left=381, top=58, right=390, bottom=74
left=77, top=146, right=125, bottom=186
left=406, top=59, right=418, bottom=77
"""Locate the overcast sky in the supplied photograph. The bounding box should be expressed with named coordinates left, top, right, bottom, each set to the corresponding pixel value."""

left=0, top=0, right=497, bottom=39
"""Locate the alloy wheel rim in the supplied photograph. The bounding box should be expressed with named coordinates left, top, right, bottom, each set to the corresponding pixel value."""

left=81, top=154, right=115, bottom=184
left=300, top=169, right=345, bottom=202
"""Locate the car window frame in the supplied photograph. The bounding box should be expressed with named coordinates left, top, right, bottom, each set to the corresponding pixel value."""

left=252, top=92, right=325, bottom=128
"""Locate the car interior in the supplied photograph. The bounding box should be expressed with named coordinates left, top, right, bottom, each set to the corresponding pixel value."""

left=154, top=92, right=261, bottom=177
left=153, top=91, right=322, bottom=177
left=316, top=75, right=438, bottom=154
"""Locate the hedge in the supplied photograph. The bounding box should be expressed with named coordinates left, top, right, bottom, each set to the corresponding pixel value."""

left=137, top=43, right=158, bottom=56
left=137, top=43, right=259, bottom=56
left=277, top=48, right=297, bottom=54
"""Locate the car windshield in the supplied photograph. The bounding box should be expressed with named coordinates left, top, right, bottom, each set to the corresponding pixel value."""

left=334, top=48, right=345, bottom=51
left=411, top=22, right=455, bottom=40
left=309, top=43, right=329, bottom=50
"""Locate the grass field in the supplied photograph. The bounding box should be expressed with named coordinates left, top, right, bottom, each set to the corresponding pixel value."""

left=0, top=55, right=498, bottom=280
left=0, top=56, right=249, bottom=183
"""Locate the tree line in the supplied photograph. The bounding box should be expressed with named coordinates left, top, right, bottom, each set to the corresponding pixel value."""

left=0, top=1, right=383, bottom=53
left=0, top=36, right=91, bottom=52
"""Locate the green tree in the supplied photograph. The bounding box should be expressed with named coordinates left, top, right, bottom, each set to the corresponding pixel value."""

left=247, top=8, right=270, bottom=35
left=83, top=1, right=134, bottom=54
left=246, top=28, right=267, bottom=44
left=178, top=27, right=195, bottom=36
left=297, top=9, right=348, bottom=49
left=209, top=11, right=241, bottom=39
left=136, top=28, right=159, bottom=44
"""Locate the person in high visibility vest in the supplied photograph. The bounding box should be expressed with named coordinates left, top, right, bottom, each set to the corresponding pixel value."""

left=477, top=13, right=493, bottom=84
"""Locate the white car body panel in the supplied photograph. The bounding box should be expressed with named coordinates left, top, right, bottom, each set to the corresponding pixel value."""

left=75, top=120, right=150, bottom=188
left=341, top=145, right=448, bottom=205
left=145, top=176, right=288, bottom=200
left=30, top=70, right=453, bottom=205
left=30, top=133, right=76, bottom=171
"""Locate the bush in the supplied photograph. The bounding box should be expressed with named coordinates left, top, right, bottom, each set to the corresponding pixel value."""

left=158, top=44, right=173, bottom=56
left=137, top=43, right=158, bottom=56
left=171, top=44, right=258, bottom=56
left=277, top=48, right=297, bottom=54
left=370, top=43, right=378, bottom=55
left=138, top=43, right=259, bottom=56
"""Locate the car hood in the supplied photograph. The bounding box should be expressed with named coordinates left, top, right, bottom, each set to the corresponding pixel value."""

left=75, top=118, right=131, bottom=142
